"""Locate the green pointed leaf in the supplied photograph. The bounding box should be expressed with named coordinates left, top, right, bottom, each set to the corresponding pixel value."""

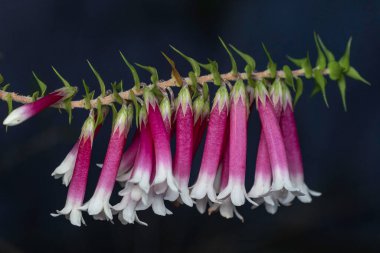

left=287, top=56, right=304, bottom=67
left=52, top=67, right=71, bottom=87
left=287, top=54, right=312, bottom=79
left=339, top=37, right=352, bottom=72
left=262, top=43, right=277, bottom=78
left=135, top=63, right=159, bottom=86
left=202, top=83, right=209, bottom=99
left=294, top=78, right=303, bottom=106
left=32, top=72, right=47, bottom=97
left=310, top=84, right=321, bottom=97
left=32, top=91, right=40, bottom=101
left=283, top=65, right=295, bottom=91
left=95, top=99, right=104, bottom=127
left=346, top=66, right=370, bottom=85
left=314, top=32, right=327, bottom=69
left=119, top=51, right=140, bottom=90
left=110, top=103, right=118, bottom=128
left=200, top=60, right=222, bottom=86
left=64, top=99, right=73, bottom=124
left=129, top=91, right=140, bottom=127
left=87, top=60, right=106, bottom=97
left=1, top=83, right=10, bottom=91
left=111, top=81, right=123, bottom=104
left=218, top=37, right=238, bottom=75
left=337, top=75, right=347, bottom=111
left=82, top=80, right=94, bottom=110
left=161, top=52, right=183, bottom=86
left=317, top=35, right=335, bottom=62
left=328, top=61, right=343, bottom=80
left=6, top=94, right=13, bottom=114
left=170, top=45, right=201, bottom=77
left=313, top=69, right=329, bottom=107
left=0, top=73, right=4, bottom=84
left=229, top=44, right=256, bottom=72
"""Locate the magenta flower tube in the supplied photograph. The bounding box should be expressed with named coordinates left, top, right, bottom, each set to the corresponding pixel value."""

left=3, top=86, right=76, bottom=126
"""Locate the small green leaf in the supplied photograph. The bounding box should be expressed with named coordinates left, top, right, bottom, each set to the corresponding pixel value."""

left=287, top=54, right=312, bottom=79
left=313, top=69, right=329, bottom=107
left=200, top=60, right=222, bottom=86
left=64, top=99, right=73, bottom=124
left=310, top=84, right=321, bottom=97
left=119, top=51, right=140, bottom=90
left=1, top=83, right=10, bottom=91
left=218, top=37, right=238, bottom=75
left=339, top=37, right=352, bottom=72
left=32, top=91, right=40, bottom=101
left=317, top=35, right=335, bottom=62
left=337, top=75, right=347, bottom=111
left=294, top=77, right=303, bottom=106
left=52, top=67, right=71, bottom=87
left=128, top=91, right=140, bottom=127
left=262, top=43, right=277, bottom=78
left=283, top=65, right=295, bottom=91
left=82, top=80, right=95, bottom=110
left=0, top=73, right=4, bottom=84
left=110, top=103, right=118, bottom=128
left=346, top=66, right=370, bottom=85
left=170, top=45, right=201, bottom=77
left=328, top=61, right=343, bottom=80
left=111, top=81, right=123, bottom=104
left=95, top=99, right=104, bottom=127
left=135, top=63, right=159, bottom=86
left=229, top=44, right=256, bottom=72
left=314, top=32, right=327, bottom=69
left=32, top=72, right=47, bottom=96
left=87, top=60, right=106, bottom=97
left=202, top=83, right=209, bottom=99
left=161, top=52, right=183, bottom=86
left=6, top=94, right=12, bottom=114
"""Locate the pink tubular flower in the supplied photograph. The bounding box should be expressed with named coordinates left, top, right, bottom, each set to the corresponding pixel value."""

left=217, top=80, right=254, bottom=206
left=3, top=86, right=76, bottom=126
left=82, top=104, right=133, bottom=221
left=192, top=95, right=210, bottom=156
left=51, top=112, right=95, bottom=226
left=143, top=88, right=177, bottom=194
left=280, top=88, right=321, bottom=203
left=191, top=85, right=229, bottom=203
left=166, top=86, right=194, bottom=206
left=160, top=96, right=173, bottom=136
left=116, top=131, right=140, bottom=181
left=255, top=81, right=298, bottom=194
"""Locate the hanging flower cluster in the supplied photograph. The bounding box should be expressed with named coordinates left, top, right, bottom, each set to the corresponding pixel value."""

left=0, top=34, right=369, bottom=226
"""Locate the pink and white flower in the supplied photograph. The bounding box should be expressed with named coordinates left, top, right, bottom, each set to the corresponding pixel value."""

left=191, top=85, right=229, bottom=203
left=116, top=131, right=140, bottom=181
left=3, top=86, right=76, bottom=126
left=51, top=112, right=95, bottom=226
left=82, top=104, right=133, bottom=221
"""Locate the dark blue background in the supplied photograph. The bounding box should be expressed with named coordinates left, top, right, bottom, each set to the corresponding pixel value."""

left=0, top=0, right=379, bottom=252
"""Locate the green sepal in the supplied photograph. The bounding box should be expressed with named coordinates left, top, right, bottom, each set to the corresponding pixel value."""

left=287, top=53, right=312, bottom=79
left=95, top=99, right=104, bottom=127
left=317, top=35, right=335, bottom=62
left=313, top=69, right=329, bottom=107
left=346, top=66, right=370, bottom=85
left=310, top=85, right=321, bottom=97
left=119, top=51, right=140, bottom=90
left=64, top=99, right=73, bottom=124
left=87, top=60, right=106, bottom=97
left=52, top=67, right=72, bottom=88
left=0, top=73, right=3, bottom=84
left=32, top=91, right=40, bottom=101
left=262, top=43, right=277, bottom=78
left=337, top=75, right=347, bottom=111
left=294, top=77, right=303, bottom=107
left=200, top=60, right=222, bottom=86
left=218, top=37, right=238, bottom=75
left=1, top=83, right=10, bottom=91
left=110, top=103, right=118, bottom=128
left=283, top=65, right=295, bottom=91
left=135, top=63, right=159, bottom=86
left=314, top=32, right=327, bottom=69
left=32, top=72, right=47, bottom=97
left=5, top=93, right=12, bottom=114
left=229, top=44, right=256, bottom=72
left=202, top=82, right=209, bottom=100
left=161, top=52, right=183, bottom=86
left=129, top=91, right=141, bottom=127
left=111, top=81, right=123, bottom=105
left=82, top=80, right=95, bottom=110
left=339, top=37, right=352, bottom=72
left=328, top=61, right=343, bottom=81
left=170, top=45, right=201, bottom=77
left=188, top=71, right=198, bottom=96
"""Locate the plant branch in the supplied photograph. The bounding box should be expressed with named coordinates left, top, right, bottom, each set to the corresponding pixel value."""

left=0, top=68, right=329, bottom=109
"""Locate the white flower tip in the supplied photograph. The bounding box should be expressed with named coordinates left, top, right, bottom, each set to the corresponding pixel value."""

left=3, top=109, right=26, bottom=126
left=190, top=182, right=208, bottom=200
left=265, top=203, right=278, bottom=215
left=96, top=163, right=103, bottom=168
left=195, top=198, right=207, bottom=214
left=180, top=191, right=194, bottom=207
left=164, top=188, right=179, bottom=202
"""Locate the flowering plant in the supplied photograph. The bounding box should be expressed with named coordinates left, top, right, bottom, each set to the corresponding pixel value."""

left=0, top=34, right=368, bottom=226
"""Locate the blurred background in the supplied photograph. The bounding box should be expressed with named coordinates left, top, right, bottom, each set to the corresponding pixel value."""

left=0, top=0, right=379, bottom=252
